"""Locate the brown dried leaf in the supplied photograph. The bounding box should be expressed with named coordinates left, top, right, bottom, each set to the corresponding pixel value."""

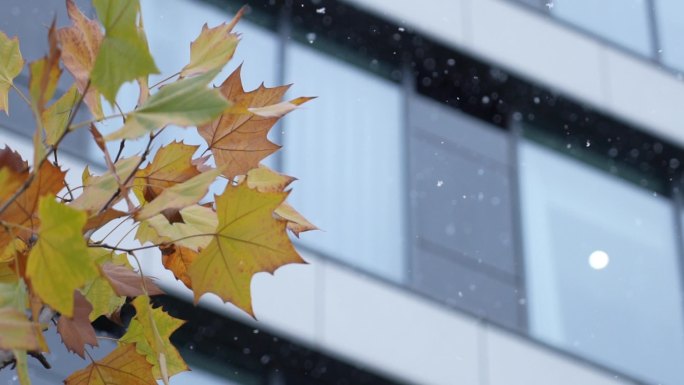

left=57, top=291, right=98, bottom=358
left=0, top=161, right=65, bottom=252
left=198, top=65, right=290, bottom=177
left=56, top=0, right=104, bottom=118
left=101, top=263, right=164, bottom=297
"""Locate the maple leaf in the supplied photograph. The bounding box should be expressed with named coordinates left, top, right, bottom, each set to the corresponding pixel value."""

left=91, top=0, right=159, bottom=104
left=136, top=205, right=216, bottom=251
left=57, top=291, right=98, bottom=358
left=240, top=166, right=317, bottom=237
left=199, top=66, right=314, bottom=177
left=28, top=19, right=62, bottom=114
left=101, top=263, right=164, bottom=297
left=275, top=202, right=318, bottom=238
left=244, top=164, right=296, bottom=193
left=65, top=344, right=157, bottom=385
left=133, top=141, right=203, bottom=204
left=83, top=208, right=127, bottom=233
left=120, top=296, right=188, bottom=382
left=42, top=86, right=80, bottom=145
left=81, top=249, right=126, bottom=321
left=0, top=308, right=41, bottom=351
left=0, top=31, right=24, bottom=115
left=26, top=198, right=99, bottom=317
left=0, top=161, right=65, bottom=254
left=161, top=245, right=197, bottom=289
left=0, top=278, right=27, bottom=310
left=105, top=70, right=229, bottom=141
left=136, top=168, right=220, bottom=221
left=198, top=66, right=287, bottom=177
left=248, top=96, right=316, bottom=118
left=56, top=0, right=104, bottom=118
left=71, top=156, right=140, bottom=212
left=188, top=182, right=305, bottom=316
left=0, top=146, right=29, bottom=204
left=179, top=6, right=244, bottom=78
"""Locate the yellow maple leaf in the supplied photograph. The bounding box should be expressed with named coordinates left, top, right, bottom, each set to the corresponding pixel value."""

left=120, top=296, right=188, bottom=382
left=188, top=182, right=305, bottom=316
left=0, top=31, right=24, bottom=115
left=179, top=7, right=244, bottom=78
left=65, top=344, right=156, bottom=385
left=26, top=198, right=98, bottom=317
left=0, top=308, right=41, bottom=351
left=133, top=141, right=203, bottom=204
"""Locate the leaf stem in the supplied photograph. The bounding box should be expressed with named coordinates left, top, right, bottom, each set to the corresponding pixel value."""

left=68, top=112, right=124, bottom=131
left=90, top=232, right=213, bottom=253
left=10, top=84, right=32, bottom=107
left=149, top=72, right=180, bottom=89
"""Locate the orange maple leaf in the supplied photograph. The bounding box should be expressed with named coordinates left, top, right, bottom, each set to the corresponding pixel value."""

left=198, top=65, right=291, bottom=177
left=65, top=344, right=157, bottom=385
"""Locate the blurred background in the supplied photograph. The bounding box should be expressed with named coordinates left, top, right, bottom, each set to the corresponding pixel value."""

left=2, top=0, right=684, bottom=384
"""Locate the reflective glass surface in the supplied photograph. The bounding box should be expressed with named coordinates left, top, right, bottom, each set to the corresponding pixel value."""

left=283, top=42, right=406, bottom=282
left=550, top=0, right=652, bottom=56
left=520, top=139, right=684, bottom=385
left=655, top=0, right=684, bottom=71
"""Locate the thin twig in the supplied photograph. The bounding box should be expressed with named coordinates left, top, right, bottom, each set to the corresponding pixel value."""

left=0, top=81, right=92, bottom=216
left=95, top=127, right=166, bottom=216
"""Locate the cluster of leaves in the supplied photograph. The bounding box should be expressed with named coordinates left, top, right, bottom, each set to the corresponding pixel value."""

left=0, top=1, right=316, bottom=384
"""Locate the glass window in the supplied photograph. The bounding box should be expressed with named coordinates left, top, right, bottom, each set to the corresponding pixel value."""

left=655, top=0, right=684, bottom=71
left=520, top=139, right=684, bottom=385
left=283, top=42, right=406, bottom=282
left=407, top=96, right=524, bottom=329
left=550, top=0, right=653, bottom=56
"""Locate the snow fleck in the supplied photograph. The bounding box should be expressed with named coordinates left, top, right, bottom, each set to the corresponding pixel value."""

left=316, top=7, right=326, bottom=14
left=533, top=96, right=540, bottom=104
left=306, top=32, right=317, bottom=44
left=436, top=180, right=444, bottom=187
left=545, top=2, right=554, bottom=9
left=481, top=95, right=490, bottom=104
left=398, top=26, right=406, bottom=32
left=585, top=140, right=591, bottom=148
left=458, top=291, right=463, bottom=298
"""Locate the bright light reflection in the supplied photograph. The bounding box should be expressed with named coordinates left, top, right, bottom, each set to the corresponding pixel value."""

left=588, top=250, right=610, bottom=270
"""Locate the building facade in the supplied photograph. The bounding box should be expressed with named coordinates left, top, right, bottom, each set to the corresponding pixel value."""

left=1, top=0, right=684, bottom=384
